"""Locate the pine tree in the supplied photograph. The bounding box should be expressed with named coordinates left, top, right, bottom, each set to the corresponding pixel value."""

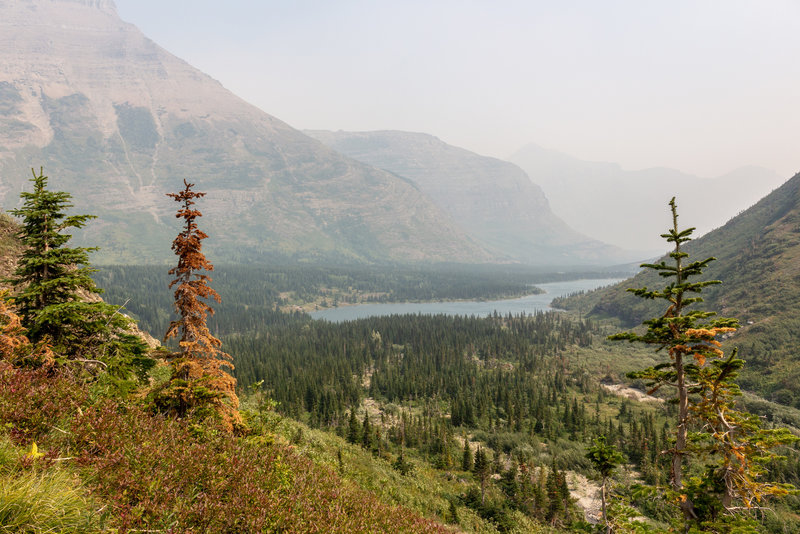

left=546, top=461, right=566, bottom=526
left=689, top=347, right=797, bottom=525
left=8, top=169, right=97, bottom=337
left=586, top=436, right=625, bottom=533
left=157, top=179, right=239, bottom=429
left=6, top=169, right=148, bottom=374
left=347, top=409, right=361, bottom=444
left=461, top=438, right=473, bottom=471
left=611, top=197, right=796, bottom=530
left=361, top=412, right=372, bottom=450
left=165, top=179, right=227, bottom=363
left=447, top=498, right=460, bottom=525
left=473, top=446, right=491, bottom=506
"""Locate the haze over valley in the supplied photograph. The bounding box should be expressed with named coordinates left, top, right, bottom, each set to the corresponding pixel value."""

left=2, top=2, right=800, bottom=533
left=2, top=0, right=795, bottom=265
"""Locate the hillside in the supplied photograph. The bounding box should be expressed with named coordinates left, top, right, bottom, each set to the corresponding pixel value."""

left=557, top=172, right=800, bottom=406
left=4, top=194, right=800, bottom=532
left=307, top=130, right=643, bottom=265
left=0, top=0, right=490, bottom=265
left=509, top=143, right=787, bottom=253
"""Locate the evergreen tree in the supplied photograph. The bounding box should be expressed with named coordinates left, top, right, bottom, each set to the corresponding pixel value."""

left=546, top=462, right=566, bottom=526
left=393, top=448, right=413, bottom=476
left=156, top=180, right=239, bottom=429
left=611, top=198, right=796, bottom=530
left=473, top=446, right=491, bottom=506
left=447, top=498, right=460, bottom=525
left=347, top=409, right=361, bottom=444
left=8, top=169, right=96, bottom=337
left=689, top=347, right=797, bottom=526
left=7, top=169, right=148, bottom=374
left=361, top=412, right=372, bottom=450
left=586, top=436, right=625, bottom=533
left=462, top=438, right=473, bottom=472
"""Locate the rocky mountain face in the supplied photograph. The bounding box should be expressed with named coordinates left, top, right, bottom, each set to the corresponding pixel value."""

left=509, top=143, right=787, bottom=254
left=0, top=0, right=490, bottom=264
left=559, top=172, right=800, bottom=406
left=306, top=130, right=642, bottom=265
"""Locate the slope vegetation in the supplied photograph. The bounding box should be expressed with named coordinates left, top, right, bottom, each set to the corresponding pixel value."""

left=557, top=172, right=800, bottom=405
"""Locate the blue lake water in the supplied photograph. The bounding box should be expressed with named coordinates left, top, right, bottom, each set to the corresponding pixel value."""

left=309, top=278, right=625, bottom=322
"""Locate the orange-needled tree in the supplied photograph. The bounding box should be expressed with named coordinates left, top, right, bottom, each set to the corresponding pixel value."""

left=155, top=179, right=240, bottom=430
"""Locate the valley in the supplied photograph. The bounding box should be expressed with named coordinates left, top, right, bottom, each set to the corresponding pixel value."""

left=1, top=1, right=799, bottom=533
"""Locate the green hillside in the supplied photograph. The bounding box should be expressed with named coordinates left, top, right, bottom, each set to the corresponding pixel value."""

left=556, top=172, right=800, bottom=406
left=3, top=173, right=800, bottom=533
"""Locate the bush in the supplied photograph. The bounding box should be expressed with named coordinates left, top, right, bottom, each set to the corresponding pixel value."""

left=0, top=364, right=446, bottom=533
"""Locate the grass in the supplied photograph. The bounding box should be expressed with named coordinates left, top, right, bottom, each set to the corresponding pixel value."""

left=0, top=436, right=99, bottom=533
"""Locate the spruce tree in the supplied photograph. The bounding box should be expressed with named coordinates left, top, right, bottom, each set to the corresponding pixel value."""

left=586, top=436, right=625, bottom=533
left=461, top=438, right=473, bottom=471
left=361, top=412, right=372, bottom=450
left=7, top=169, right=148, bottom=373
left=473, top=446, right=491, bottom=505
left=546, top=462, right=566, bottom=526
left=165, top=179, right=227, bottom=363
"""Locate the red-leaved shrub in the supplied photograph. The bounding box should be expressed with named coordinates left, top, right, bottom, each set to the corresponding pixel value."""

left=0, top=364, right=446, bottom=533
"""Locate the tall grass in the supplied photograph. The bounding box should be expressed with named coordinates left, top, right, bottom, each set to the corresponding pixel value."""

left=0, top=468, right=97, bottom=534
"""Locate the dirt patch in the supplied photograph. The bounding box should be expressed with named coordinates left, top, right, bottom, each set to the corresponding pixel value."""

left=602, top=383, right=663, bottom=403
left=568, top=471, right=602, bottom=524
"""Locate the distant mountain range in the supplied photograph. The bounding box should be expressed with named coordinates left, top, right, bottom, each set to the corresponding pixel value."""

left=0, top=1, right=781, bottom=267
left=509, top=144, right=787, bottom=254
left=0, top=0, right=492, bottom=264
left=557, top=171, right=800, bottom=407
left=306, top=130, right=645, bottom=265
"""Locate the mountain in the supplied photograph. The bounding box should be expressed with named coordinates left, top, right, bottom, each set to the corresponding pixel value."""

left=509, top=143, right=787, bottom=254
left=306, top=130, right=643, bottom=266
left=0, top=0, right=491, bottom=264
left=557, top=172, right=800, bottom=407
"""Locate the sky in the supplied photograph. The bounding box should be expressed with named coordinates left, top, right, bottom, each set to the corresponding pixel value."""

left=114, top=0, right=800, bottom=179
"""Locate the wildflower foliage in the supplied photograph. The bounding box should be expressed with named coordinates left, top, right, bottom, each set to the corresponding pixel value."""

left=0, top=364, right=446, bottom=533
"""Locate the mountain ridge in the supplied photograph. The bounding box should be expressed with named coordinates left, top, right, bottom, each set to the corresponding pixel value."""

left=0, top=0, right=491, bottom=264
left=509, top=143, right=787, bottom=253
left=306, top=129, right=644, bottom=265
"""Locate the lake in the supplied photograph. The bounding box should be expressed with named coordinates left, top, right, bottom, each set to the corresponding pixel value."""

left=309, top=278, right=625, bottom=322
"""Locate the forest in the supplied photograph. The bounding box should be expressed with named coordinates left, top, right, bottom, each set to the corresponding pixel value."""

left=2, top=175, right=800, bottom=533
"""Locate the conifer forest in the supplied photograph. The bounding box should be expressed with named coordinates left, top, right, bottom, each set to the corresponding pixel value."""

left=1, top=173, right=800, bottom=534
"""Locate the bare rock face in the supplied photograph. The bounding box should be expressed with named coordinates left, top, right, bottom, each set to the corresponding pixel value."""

left=0, top=0, right=490, bottom=264
left=307, top=130, right=637, bottom=265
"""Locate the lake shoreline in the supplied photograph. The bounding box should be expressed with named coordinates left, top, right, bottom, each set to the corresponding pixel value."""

left=309, top=278, right=625, bottom=322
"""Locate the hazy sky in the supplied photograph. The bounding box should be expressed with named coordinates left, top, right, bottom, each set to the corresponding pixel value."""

left=115, top=1, right=800, bottom=178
